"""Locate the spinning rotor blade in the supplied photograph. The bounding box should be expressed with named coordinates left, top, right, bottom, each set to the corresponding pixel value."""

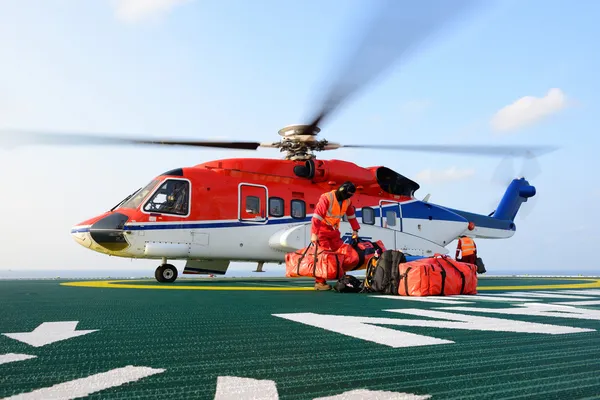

left=491, top=153, right=543, bottom=186
left=338, top=143, right=559, bottom=158
left=491, top=156, right=516, bottom=186
left=0, top=130, right=268, bottom=150
left=303, top=0, right=481, bottom=133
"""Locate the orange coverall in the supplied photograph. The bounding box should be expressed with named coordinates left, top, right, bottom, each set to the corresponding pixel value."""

left=310, top=190, right=360, bottom=284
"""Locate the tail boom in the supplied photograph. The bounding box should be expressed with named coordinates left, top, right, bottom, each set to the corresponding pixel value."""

left=444, top=177, right=536, bottom=240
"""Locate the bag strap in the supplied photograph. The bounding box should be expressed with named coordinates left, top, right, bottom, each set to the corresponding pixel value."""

left=362, top=256, right=377, bottom=290
left=312, top=242, right=319, bottom=277
left=296, top=242, right=315, bottom=275
left=432, top=260, right=447, bottom=296
left=438, top=257, right=465, bottom=295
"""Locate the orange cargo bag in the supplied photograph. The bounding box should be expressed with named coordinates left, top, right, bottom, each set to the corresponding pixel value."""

left=397, top=254, right=478, bottom=296
left=431, top=254, right=478, bottom=295
left=336, top=244, right=361, bottom=271
left=397, top=259, right=445, bottom=296
left=285, top=243, right=345, bottom=280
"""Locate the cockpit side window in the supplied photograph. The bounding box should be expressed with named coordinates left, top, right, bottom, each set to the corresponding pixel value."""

left=143, top=179, right=190, bottom=216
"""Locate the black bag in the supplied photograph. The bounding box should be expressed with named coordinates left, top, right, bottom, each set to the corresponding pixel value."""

left=334, top=274, right=363, bottom=293
left=362, top=250, right=406, bottom=294
left=475, top=257, right=486, bottom=274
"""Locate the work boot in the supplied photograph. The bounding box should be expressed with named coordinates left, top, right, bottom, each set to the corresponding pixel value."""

left=314, top=282, right=331, bottom=291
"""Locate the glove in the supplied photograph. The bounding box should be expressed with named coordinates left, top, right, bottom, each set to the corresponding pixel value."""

left=310, top=233, right=318, bottom=243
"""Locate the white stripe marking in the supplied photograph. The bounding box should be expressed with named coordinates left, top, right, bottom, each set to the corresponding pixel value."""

left=488, top=291, right=595, bottom=299
left=0, top=353, right=36, bottom=365
left=214, top=376, right=278, bottom=399
left=454, top=295, right=536, bottom=302
left=554, top=300, right=600, bottom=306
left=438, top=303, right=600, bottom=321
left=541, top=290, right=600, bottom=296
left=372, top=295, right=472, bottom=305
left=2, top=365, right=165, bottom=400
left=314, top=389, right=431, bottom=399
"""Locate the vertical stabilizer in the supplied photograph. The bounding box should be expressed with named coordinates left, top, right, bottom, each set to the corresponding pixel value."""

left=492, top=178, right=536, bottom=221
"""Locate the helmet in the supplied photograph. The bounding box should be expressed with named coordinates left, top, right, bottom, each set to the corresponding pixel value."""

left=336, top=181, right=356, bottom=200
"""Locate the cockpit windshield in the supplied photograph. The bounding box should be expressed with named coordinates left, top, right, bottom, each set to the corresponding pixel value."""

left=118, top=180, right=160, bottom=210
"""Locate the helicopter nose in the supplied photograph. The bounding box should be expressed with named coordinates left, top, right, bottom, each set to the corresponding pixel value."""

left=71, top=212, right=130, bottom=252
left=88, top=212, right=130, bottom=251
left=71, top=225, right=93, bottom=249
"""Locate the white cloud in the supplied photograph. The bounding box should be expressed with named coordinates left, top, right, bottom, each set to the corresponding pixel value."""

left=415, top=166, right=475, bottom=184
left=111, top=0, right=193, bottom=23
left=490, top=88, right=567, bottom=133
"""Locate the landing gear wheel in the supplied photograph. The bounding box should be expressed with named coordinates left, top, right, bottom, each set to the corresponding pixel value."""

left=155, top=264, right=178, bottom=283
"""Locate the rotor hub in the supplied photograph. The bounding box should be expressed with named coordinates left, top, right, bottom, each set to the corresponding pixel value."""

left=270, top=125, right=340, bottom=160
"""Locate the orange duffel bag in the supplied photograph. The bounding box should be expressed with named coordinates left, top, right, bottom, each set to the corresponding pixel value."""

left=431, top=254, right=478, bottom=295
left=398, top=254, right=478, bottom=296
left=285, top=243, right=345, bottom=280
left=336, top=244, right=361, bottom=271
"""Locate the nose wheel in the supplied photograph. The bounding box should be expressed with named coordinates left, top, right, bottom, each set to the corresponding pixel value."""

left=155, top=263, right=178, bottom=283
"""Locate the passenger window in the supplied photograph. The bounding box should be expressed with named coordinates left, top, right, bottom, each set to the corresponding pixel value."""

left=291, top=200, right=306, bottom=219
left=386, top=210, right=397, bottom=226
left=245, top=196, right=260, bottom=214
left=362, top=207, right=375, bottom=225
left=143, top=179, right=189, bottom=216
left=269, top=197, right=284, bottom=217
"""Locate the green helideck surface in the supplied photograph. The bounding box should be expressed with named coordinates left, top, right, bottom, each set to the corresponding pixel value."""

left=1, top=277, right=600, bottom=399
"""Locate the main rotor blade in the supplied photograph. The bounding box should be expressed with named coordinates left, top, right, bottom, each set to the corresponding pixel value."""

left=304, top=0, right=482, bottom=132
left=0, top=130, right=264, bottom=150
left=339, top=144, right=559, bottom=157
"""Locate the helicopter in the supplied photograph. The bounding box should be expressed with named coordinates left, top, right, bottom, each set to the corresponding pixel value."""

left=0, top=0, right=557, bottom=283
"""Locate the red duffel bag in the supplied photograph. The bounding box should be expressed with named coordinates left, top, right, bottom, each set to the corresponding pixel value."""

left=336, top=244, right=361, bottom=271
left=398, top=254, right=478, bottom=296
left=431, top=254, right=478, bottom=295
left=285, top=243, right=345, bottom=280
left=398, top=258, right=443, bottom=296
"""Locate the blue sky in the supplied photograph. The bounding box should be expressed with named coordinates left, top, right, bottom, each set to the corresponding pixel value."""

left=0, top=0, right=598, bottom=275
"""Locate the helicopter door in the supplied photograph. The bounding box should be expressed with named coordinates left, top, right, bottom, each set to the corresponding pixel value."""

left=379, top=200, right=402, bottom=232
left=238, top=183, right=268, bottom=224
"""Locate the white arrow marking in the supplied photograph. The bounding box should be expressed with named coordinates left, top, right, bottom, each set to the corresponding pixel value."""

left=314, top=389, right=431, bottom=400
left=1, top=365, right=165, bottom=400
left=2, top=321, right=98, bottom=347
left=214, top=376, right=279, bottom=399
left=0, top=353, right=37, bottom=365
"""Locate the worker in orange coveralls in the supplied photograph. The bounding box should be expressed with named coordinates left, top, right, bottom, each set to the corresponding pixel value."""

left=310, top=181, right=360, bottom=290
left=455, top=235, right=477, bottom=264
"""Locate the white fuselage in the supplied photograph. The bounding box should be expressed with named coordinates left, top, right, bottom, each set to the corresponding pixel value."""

left=71, top=200, right=514, bottom=263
